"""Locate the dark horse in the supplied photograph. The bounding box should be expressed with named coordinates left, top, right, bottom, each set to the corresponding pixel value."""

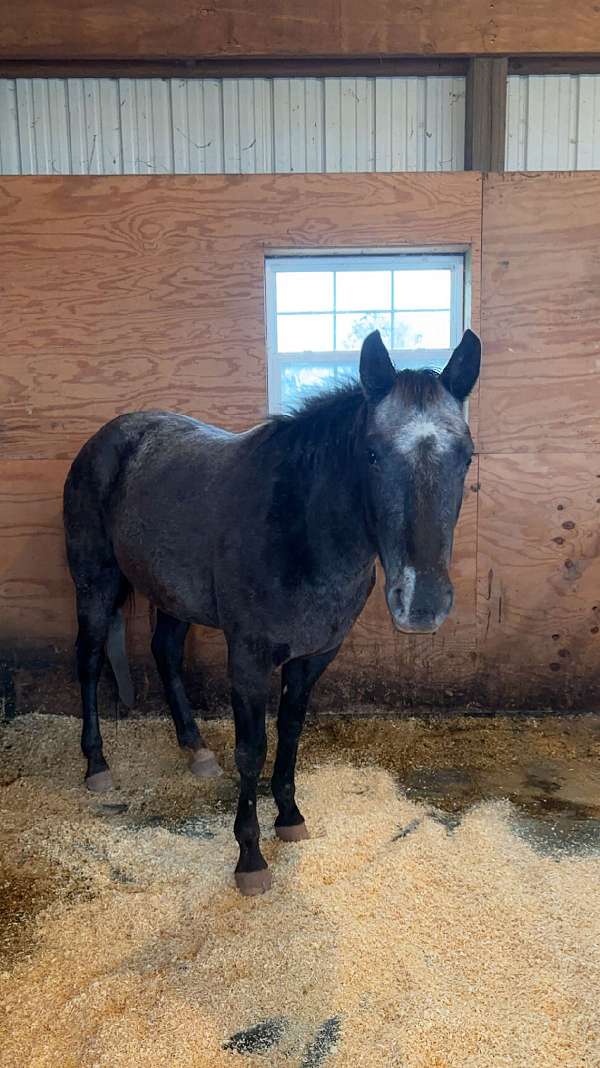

left=63, top=329, right=480, bottom=894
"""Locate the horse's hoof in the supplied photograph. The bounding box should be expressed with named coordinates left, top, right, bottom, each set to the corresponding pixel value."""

left=85, top=769, right=114, bottom=793
left=235, top=868, right=272, bottom=896
left=187, top=747, right=223, bottom=779
left=275, top=821, right=309, bottom=842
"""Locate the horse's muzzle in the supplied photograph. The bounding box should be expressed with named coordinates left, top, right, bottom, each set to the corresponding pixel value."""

left=386, top=567, right=453, bottom=635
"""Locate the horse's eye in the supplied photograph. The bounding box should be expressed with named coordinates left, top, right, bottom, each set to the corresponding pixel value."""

left=367, top=449, right=378, bottom=466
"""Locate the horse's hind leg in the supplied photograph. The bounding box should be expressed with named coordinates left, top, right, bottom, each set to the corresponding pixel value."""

left=76, top=568, right=126, bottom=792
left=272, top=645, right=341, bottom=841
left=151, top=610, right=222, bottom=778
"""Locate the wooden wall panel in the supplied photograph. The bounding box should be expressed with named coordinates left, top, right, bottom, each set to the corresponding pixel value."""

left=476, top=453, right=600, bottom=707
left=1, top=346, right=268, bottom=460
left=478, top=171, right=600, bottom=708
left=0, top=461, right=74, bottom=643
left=480, top=172, right=600, bottom=455
left=0, top=172, right=482, bottom=709
left=2, top=1, right=599, bottom=60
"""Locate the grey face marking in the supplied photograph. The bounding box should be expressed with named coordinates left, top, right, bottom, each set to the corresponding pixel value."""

left=374, top=386, right=469, bottom=460
left=393, top=415, right=453, bottom=454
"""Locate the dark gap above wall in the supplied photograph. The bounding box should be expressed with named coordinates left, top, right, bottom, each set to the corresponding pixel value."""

left=3, top=56, right=600, bottom=80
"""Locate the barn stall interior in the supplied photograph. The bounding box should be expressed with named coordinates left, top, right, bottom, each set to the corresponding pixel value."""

left=1, top=4, right=600, bottom=1066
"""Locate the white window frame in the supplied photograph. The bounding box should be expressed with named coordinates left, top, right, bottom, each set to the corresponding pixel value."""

left=265, top=252, right=465, bottom=413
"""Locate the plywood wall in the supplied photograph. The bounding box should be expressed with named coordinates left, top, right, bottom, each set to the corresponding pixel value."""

left=0, top=171, right=482, bottom=709
left=1, top=170, right=598, bottom=712
left=478, top=172, right=600, bottom=707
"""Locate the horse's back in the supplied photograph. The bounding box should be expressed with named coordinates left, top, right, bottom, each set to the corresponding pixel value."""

left=64, top=409, right=252, bottom=624
left=65, top=410, right=230, bottom=507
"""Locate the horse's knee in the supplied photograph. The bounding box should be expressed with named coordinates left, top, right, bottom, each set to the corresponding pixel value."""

left=235, top=737, right=266, bottom=778
left=76, top=616, right=109, bottom=676
left=278, top=716, right=304, bottom=744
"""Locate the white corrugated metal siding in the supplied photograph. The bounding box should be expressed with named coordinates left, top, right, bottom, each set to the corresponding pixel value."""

left=506, top=74, right=600, bottom=170
left=0, top=76, right=465, bottom=175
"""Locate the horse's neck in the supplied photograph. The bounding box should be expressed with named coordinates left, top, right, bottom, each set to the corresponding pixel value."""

left=262, top=395, right=375, bottom=573
left=306, top=450, right=375, bottom=572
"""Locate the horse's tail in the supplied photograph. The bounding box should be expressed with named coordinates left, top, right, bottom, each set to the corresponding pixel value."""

left=106, top=592, right=135, bottom=709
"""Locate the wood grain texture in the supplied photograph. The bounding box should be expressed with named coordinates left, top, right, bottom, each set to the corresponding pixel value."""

left=476, top=453, right=600, bottom=707
left=1, top=347, right=269, bottom=459
left=480, top=172, right=600, bottom=455
left=2, top=1, right=600, bottom=59
left=0, top=461, right=74, bottom=643
left=0, top=173, right=481, bottom=459
left=476, top=171, right=600, bottom=706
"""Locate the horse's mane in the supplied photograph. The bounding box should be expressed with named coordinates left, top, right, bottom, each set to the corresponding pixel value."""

left=262, top=367, right=444, bottom=461
left=268, top=381, right=365, bottom=456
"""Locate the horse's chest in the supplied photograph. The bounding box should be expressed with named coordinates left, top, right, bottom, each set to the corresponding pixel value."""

left=282, top=566, right=375, bottom=657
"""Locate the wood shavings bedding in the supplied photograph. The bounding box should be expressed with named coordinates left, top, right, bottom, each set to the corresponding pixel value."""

left=0, top=714, right=599, bottom=1067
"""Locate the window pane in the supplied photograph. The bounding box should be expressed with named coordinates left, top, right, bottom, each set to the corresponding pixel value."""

left=393, top=269, right=451, bottom=310
left=393, top=311, right=450, bottom=349
left=336, top=312, right=392, bottom=352
left=276, top=271, right=333, bottom=312
left=281, top=364, right=336, bottom=409
left=280, top=362, right=358, bottom=410
left=334, top=364, right=358, bottom=385
left=335, top=270, right=391, bottom=312
left=277, top=313, right=334, bottom=353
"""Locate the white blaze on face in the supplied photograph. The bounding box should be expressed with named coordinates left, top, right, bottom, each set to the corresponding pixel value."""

left=397, top=565, right=416, bottom=622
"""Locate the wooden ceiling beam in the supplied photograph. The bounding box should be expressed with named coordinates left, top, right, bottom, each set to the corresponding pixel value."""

left=2, top=2, right=600, bottom=63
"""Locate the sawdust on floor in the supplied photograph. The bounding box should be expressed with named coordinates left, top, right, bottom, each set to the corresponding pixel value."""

left=1, top=712, right=599, bottom=1068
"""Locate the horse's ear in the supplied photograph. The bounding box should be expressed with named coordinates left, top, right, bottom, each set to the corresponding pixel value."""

left=440, top=329, right=481, bottom=402
left=359, top=330, right=396, bottom=402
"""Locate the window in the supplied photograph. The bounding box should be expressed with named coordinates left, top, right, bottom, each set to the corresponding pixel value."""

left=265, top=253, right=465, bottom=412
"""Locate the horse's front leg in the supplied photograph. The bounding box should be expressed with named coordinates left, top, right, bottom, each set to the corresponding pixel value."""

left=272, top=645, right=341, bottom=840
left=228, top=640, right=272, bottom=896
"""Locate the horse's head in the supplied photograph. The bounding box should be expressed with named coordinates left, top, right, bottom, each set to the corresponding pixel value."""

left=360, top=328, right=481, bottom=634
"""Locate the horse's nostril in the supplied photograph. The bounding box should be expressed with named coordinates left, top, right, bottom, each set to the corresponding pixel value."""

left=388, top=587, right=404, bottom=614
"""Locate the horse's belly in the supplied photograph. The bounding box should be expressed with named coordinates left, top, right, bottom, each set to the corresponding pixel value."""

left=113, top=534, right=219, bottom=627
